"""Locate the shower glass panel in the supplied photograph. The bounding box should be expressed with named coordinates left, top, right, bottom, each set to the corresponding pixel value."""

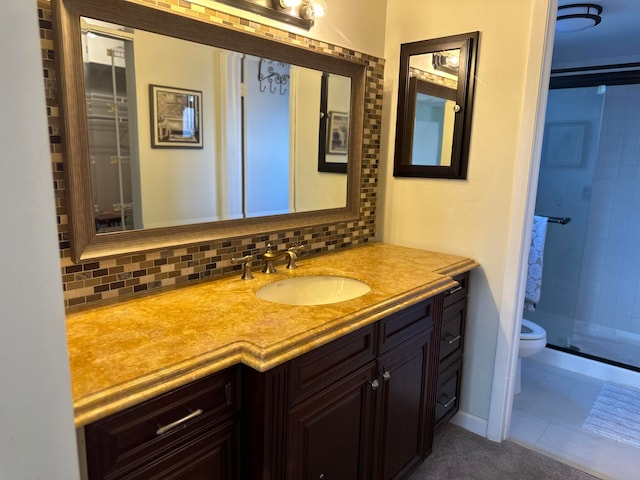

left=531, top=82, right=640, bottom=370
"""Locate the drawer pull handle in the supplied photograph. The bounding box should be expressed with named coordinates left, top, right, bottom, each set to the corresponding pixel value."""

left=444, top=334, right=461, bottom=345
left=156, top=409, right=203, bottom=436
left=438, top=395, right=457, bottom=409
left=448, top=285, right=463, bottom=295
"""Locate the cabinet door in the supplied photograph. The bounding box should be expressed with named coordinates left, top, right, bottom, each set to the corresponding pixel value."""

left=287, top=362, right=377, bottom=480
left=375, top=330, right=432, bottom=480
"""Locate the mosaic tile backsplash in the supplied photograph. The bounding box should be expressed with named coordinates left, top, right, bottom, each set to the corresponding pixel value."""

left=38, top=0, right=384, bottom=310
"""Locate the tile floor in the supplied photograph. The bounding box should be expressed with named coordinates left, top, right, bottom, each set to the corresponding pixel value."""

left=510, top=358, right=640, bottom=480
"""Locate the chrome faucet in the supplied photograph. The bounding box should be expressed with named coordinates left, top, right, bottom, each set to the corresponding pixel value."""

left=261, top=244, right=303, bottom=273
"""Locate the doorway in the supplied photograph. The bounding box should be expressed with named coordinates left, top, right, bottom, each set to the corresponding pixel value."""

left=530, top=72, right=640, bottom=371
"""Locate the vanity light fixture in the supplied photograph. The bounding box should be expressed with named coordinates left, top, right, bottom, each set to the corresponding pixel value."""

left=202, top=0, right=322, bottom=29
left=275, top=0, right=326, bottom=22
left=556, top=3, right=603, bottom=32
left=432, top=51, right=460, bottom=76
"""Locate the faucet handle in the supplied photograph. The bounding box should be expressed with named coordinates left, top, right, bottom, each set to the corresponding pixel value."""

left=288, top=244, right=304, bottom=253
left=231, top=254, right=254, bottom=280
left=285, top=244, right=304, bottom=270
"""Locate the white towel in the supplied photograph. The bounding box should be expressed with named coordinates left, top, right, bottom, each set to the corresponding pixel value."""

left=524, top=215, right=548, bottom=311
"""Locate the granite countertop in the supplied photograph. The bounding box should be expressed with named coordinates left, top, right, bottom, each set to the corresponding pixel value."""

left=66, top=243, right=478, bottom=426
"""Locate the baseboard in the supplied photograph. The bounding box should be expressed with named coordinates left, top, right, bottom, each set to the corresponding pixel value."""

left=450, top=410, right=488, bottom=438
left=533, top=348, right=640, bottom=389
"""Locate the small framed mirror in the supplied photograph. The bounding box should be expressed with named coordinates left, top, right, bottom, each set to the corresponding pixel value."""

left=393, top=31, right=479, bottom=179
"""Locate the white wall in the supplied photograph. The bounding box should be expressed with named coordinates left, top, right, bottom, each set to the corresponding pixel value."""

left=380, top=0, right=555, bottom=437
left=135, top=31, right=220, bottom=228
left=0, top=2, right=79, bottom=479
left=292, top=68, right=349, bottom=212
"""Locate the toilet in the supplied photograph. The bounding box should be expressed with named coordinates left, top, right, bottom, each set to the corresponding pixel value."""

left=515, top=318, right=547, bottom=394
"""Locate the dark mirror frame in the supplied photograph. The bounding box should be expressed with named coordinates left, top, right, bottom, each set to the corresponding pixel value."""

left=318, top=73, right=348, bottom=174
left=53, top=0, right=365, bottom=263
left=393, top=31, right=479, bottom=179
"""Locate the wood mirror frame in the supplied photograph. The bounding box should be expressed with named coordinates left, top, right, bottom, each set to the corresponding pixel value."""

left=53, top=0, right=365, bottom=262
left=393, top=31, right=478, bottom=179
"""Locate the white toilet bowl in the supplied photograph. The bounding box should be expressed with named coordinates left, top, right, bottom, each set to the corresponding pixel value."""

left=519, top=318, right=547, bottom=357
left=515, top=318, right=547, bottom=394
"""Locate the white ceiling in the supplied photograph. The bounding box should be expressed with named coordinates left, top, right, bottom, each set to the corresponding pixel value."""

left=552, top=0, right=640, bottom=69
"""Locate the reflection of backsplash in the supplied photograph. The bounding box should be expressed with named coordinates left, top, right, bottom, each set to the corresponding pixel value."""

left=38, top=0, right=384, bottom=311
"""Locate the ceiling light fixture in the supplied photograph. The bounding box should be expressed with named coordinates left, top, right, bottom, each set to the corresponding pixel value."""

left=556, top=3, right=603, bottom=32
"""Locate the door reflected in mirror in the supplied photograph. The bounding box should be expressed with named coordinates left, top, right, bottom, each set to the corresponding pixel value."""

left=81, top=16, right=351, bottom=235
left=394, top=32, right=478, bottom=179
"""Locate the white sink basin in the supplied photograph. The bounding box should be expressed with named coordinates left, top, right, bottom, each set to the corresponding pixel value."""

left=256, top=275, right=370, bottom=306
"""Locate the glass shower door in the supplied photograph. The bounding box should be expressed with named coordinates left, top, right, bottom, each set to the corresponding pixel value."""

left=528, top=86, right=605, bottom=349
left=532, top=82, right=640, bottom=370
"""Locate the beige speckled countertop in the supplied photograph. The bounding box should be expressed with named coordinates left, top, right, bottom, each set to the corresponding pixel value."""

left=66, top=243, right=478, bottom=426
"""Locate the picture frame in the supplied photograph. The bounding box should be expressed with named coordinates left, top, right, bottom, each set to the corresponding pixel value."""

left=542, top=122, right=586, bottom=167
left=149, top=84, right=203, bottom=148
left=326, top=111, right=349, bottom=155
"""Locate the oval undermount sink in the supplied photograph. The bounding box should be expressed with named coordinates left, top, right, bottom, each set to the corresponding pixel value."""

left=256, top=275, right=370, bottom=306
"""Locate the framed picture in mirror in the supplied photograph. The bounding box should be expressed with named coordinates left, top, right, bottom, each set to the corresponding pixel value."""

left=327, top=111, right=349, bottom=155
left=150, top=84, right=203, bottom=148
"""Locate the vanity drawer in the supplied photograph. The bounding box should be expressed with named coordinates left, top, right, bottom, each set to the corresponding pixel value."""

left=288, top=324, right=376, bottom=406
left=434, top=359, right=462, bottom=428
left=117, top=420, right=239, bottom=480
left=377, top=297, right=433, bottom=354
left=443, top=272, right=469, bottom=308
left=439, top=298, right=466, bottom=370
left=85, top=366, right=240, bottom=479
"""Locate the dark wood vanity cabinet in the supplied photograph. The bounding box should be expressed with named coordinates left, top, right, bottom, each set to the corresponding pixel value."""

left=245, top=297, right=438, bottom=480
left=84, top=366, right=241, bottom=480
left=82, top=276, right=471, bottom=480
left=434, top=272, right=469, bottom=429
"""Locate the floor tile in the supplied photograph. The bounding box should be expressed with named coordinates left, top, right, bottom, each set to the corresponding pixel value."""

left=510, top=359, right=640, bottom=480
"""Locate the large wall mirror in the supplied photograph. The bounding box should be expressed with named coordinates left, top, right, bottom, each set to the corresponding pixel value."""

left=393, top=31, right=478, bottom=179
left=54, top=0, right=365, bottom=262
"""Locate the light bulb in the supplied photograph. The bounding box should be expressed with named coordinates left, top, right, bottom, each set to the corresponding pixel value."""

left=309, top=0, right=326, bottom=18
left=299, top=3, right=315, bottom=21
left=279, top=0, right=301, bottom=8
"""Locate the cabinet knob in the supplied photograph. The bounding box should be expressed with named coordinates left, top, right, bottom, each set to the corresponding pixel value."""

left=370, top=379, right=380, bottom=390
left=319, top=475, right=325, bottom=479
left=381, top=370, right=391, bottom=381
